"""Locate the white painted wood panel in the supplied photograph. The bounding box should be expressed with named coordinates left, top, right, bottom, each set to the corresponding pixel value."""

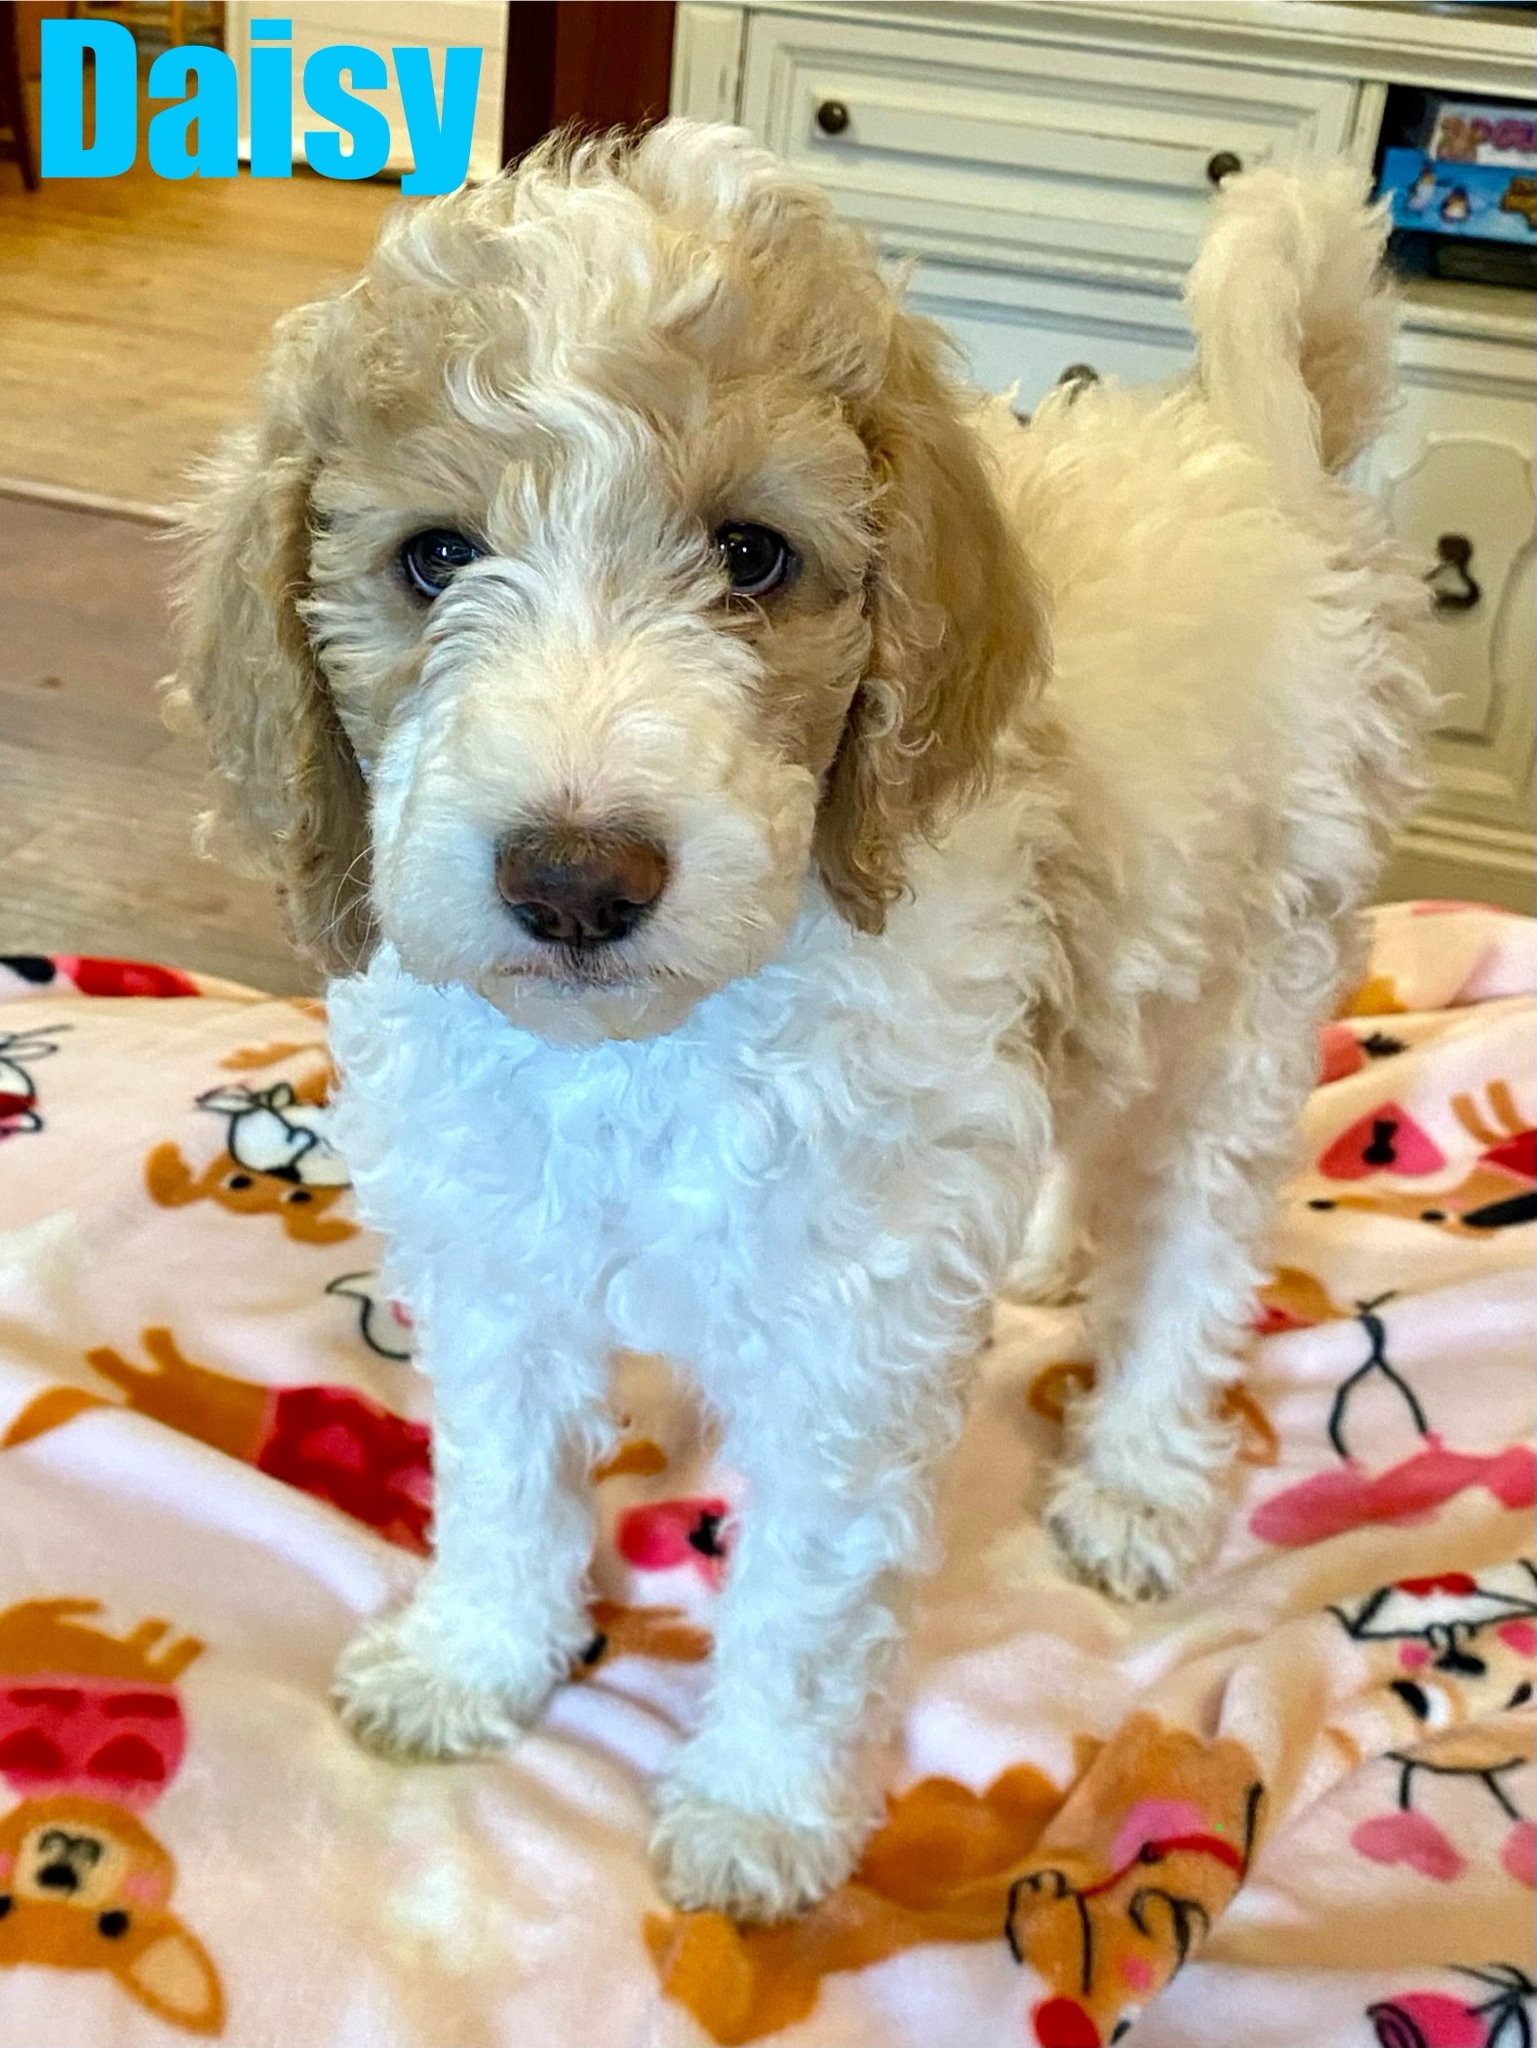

left=1370, top=323, right=1536, bottom=908
left=671, top=3, right=747, bottom=126
left=741, top=9, right=1357, bottom=284
left=902, top=262, right=1192, bottom=409
left=226, top=0, right=506, bottom=184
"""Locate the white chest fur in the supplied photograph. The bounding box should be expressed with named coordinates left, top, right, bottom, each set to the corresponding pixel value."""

left=325, top=848, right=1059, bottom=1378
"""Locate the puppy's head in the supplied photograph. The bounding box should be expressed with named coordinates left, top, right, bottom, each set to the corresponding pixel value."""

left=174, top=121, right=1042, bottom=1040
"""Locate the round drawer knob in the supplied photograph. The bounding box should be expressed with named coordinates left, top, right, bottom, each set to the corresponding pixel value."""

left=1206, top=150, right=1243, bottom=186
left=815, top=99, right=851, bottom=137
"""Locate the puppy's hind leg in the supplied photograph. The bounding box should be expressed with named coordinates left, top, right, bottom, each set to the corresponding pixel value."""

left=1047, top=920, right=1340, bottom=1600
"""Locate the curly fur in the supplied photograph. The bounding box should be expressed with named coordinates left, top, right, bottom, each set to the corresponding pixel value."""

left=172, top=126, right=1431, bottom=1921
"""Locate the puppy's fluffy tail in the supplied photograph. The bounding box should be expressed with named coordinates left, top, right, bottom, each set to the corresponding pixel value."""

left=1185, top=164, right=1396, bottom=491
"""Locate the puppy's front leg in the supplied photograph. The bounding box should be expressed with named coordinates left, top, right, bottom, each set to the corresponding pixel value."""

left=652, top=1325, right=965, bottom=1922
left=334, top=1294, right=602, bottom=1759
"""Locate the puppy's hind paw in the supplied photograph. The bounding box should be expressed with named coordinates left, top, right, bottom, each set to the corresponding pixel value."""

left=651, top=1788, right=860, bottom=1924
left=333, top=1614, right=534, bottom=1760
left=1046, top=1465, right=1220, bottom=1603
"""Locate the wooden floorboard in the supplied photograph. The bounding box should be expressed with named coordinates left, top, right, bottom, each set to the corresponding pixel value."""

left=0, top=136, right=399, bottom=506
left=0, top=496, right=310, bottom=994
left=0, top=143, right=400, bottom=992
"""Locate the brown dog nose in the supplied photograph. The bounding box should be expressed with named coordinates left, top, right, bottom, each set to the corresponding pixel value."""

left=494, top=823, right=668, bottom=947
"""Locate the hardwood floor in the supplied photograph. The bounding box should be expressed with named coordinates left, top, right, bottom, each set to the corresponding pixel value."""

left=0, top=142, right=405, bottom=990
left=0, top=494, right=310, bottom=992
left=0, top=144, right=399, bottom=507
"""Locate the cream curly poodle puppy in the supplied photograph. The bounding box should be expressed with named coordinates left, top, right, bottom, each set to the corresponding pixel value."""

left=173, top=121, right=1430, bottom=1921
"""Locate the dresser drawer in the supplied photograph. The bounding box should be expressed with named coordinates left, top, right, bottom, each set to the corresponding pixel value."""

left=741, top=10, right=1359, bottom=282
left=903, top=261, right=1193, bottom=411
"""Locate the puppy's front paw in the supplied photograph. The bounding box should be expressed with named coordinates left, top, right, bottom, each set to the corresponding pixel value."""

left=651, top=1786, right=860, bottom=1923
left=1046, top=1464, right=1220, bottom=1602
left=333, top=1613, right=540, bottom=1760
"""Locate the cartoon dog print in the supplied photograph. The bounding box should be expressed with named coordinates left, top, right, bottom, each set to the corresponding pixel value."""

left=0, top=955, right=199, bottom=999
left=145, top=1074, right=356, bottom=1245
left=616, top=1497, right=734, bottom=1588
left=1, top=1328, right=431, bottom=1554
left=1334, top=1564, right=1536, bottom=1891
left=0, top=1026, right=66, bottom=1140
left=1249, top=1301, right=1536, bottom=1548
left=648, top=1756, right=1065, bottom=2044
left=1027, top=1360, right=1278, bottom=1468
left=1004, top=1715, right=1264, bottom=2048
left=1331, top=1562, right=1537, bottom=1717
left=325, top=1270, right=414, bottom=1361
left=1316, top=1020, right=1407, bottom=1087
left=89, top=1328, right=432, bottom=1555
left=0, top=1597, right=221, bottom=2034
left=1364, top=1720, right=1536, bottom=1891
left=573, top=1600, right=710, bottom=1682
left=3, top=1329, right=681, bottom=1572
left=1368, top=1962, right=1535, bottom=2048
left=1249, top=1264, right=1351, bottom=1335
left=1309, top=1083, right=1536, bottom=1236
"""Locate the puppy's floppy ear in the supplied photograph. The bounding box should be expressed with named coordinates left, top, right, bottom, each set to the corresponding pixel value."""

left=814, top=310, right=1046, bottom=932
left=169, top=327, right=373, bottom=977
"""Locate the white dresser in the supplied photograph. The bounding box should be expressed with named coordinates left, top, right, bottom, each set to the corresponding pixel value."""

left=672, top=1, right=1537, bottom=909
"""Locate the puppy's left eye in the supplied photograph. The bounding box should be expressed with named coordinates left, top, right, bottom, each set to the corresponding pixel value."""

left=400, top=528, right=482, bottom=599
left=715, top=523, right=795, bottom=599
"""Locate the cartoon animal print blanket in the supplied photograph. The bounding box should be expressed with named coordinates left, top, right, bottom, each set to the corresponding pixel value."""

left=0, top=903, right=1531, bottom=2048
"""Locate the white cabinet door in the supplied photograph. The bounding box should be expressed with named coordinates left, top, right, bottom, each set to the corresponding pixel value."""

left=1368, top=314, right=1536, bottom=911
left=226, top=0, right=507, bottom=184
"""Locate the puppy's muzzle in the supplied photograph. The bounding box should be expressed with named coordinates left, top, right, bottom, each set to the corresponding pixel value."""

left=495, top=821, right=669, bottom=948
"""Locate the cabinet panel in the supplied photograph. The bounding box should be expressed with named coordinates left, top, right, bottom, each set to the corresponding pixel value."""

left=1363, top=325, right=1536, bottom=906
left=903, top=262, right=1193, bottom=409
left=1386, top=437, right=1532, bottom=765
left=742, top=9, right=1357, bottom=282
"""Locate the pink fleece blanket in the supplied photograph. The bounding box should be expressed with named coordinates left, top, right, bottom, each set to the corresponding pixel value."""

left=0, top=902, right=1531, bottom=2048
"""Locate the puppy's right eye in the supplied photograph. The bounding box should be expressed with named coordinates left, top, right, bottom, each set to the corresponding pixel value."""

left=400, top=528, right=482, bottom=599
left=715, top=522, right=795, bottom=598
